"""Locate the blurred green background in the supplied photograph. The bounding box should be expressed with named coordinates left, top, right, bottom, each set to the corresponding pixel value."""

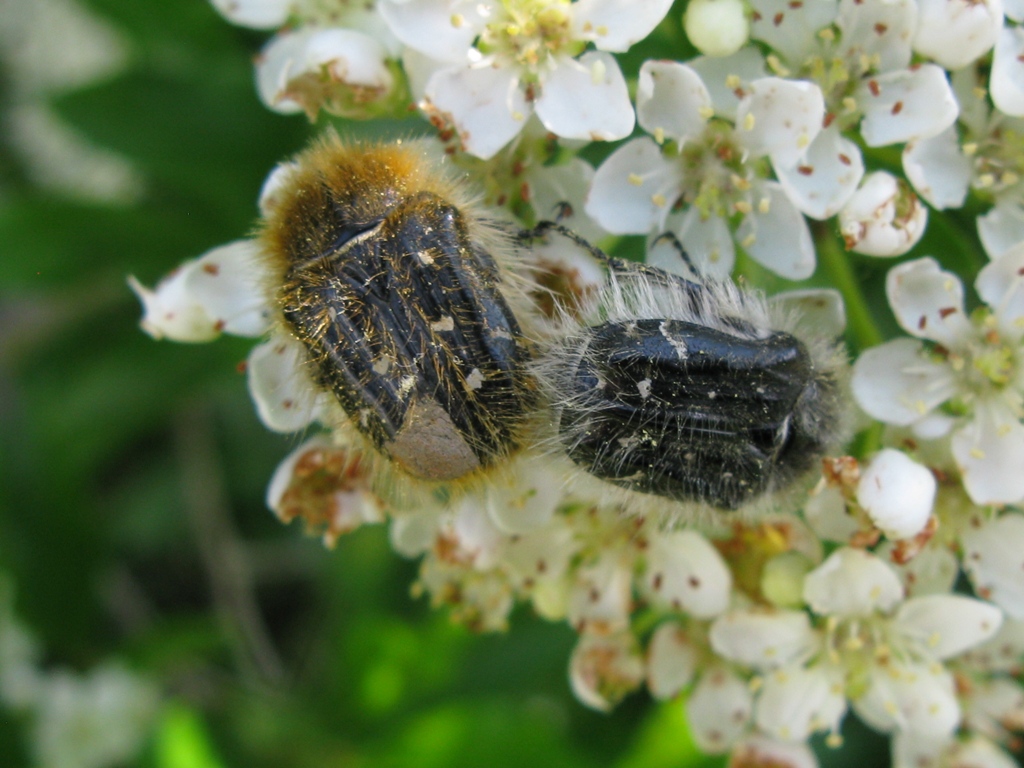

left=0, top=1, right=900, bottom=766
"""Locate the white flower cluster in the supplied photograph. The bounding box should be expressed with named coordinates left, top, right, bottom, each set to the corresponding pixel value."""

left=0, top=578, right=160, bottom=768
left=134, top=0, right=1024, bottom=766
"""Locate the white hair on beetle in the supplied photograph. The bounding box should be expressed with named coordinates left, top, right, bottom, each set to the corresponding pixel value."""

left=528, top=239, right=851, bottom=526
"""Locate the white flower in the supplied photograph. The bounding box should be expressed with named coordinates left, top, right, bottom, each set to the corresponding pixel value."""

left=585, top=61, right=823, bottom=278
left=856, top=449, right=936, bottom=540
left=838, top=171, right=928, bottom=257
left=569, top=631, right=644, bottom=711
left=31, top=665, right=160, bottom=768
left=128, top=240, right=270, bottom=342
left=803, top=549, right=1002, bottom=740
left=852, top=255, right=1024, bottom=505
left=748, top=0, right=958, bottom=184
left=908, top=67, right=1024, bottom=258
left=266, top=435, right=384, bottom=547
left=256, top=27, right=398, bottom=119
left=961, top=512, right=1024, bottom=619
left=392, top=0, right=672, bottom=159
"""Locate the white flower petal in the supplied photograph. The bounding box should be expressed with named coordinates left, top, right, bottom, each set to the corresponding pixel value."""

left=247, top=336, right=325, bottom=433
left=585, top=137, right=681, bottom=234
left=567, top=552, right=634, bottom=634
left=858, top=65, right=958, bottom=147
left=128, top=268, right=217, bottom=343
left=886, top=257, right=971, bottom=346
left=656, top=207, right=736, bottom=279
left=975, top=243, right=1024, bottom=340
left=804, top=485, right=860, bottom=543
left=951, top=402, right=1024, bottom=506
left=895, top=594, right=1003, bottom=660
left=389, top=506, right=445, bottom=557
left=948, top=738, right=1021, bottom=768
left=991, top=24, right=1024, bottom=116
left=449, top=496, right=505, bottom=569
left=378, top=0, right=482, bottom=62
left=687, top=667, right=752, bottom=754
left=852, top=338, right=956, bottom=425
left=736, top=182, right=816, bottom=279
left=642, top=530, right=732, bottom=619
left=1009, top=0, right=1024, bottom=19
left=880, top=542, right=959, bottom=597
left=501, top=519, right=576, bottom=588
left=210, top=0, right=289, bottom=29
left=857, top=449, right=935, bottom=540
left=804, top=547, right=904, bottom=617
left=636, top=61, right=711, bottom=146
left=425, top=63, right=530, bottom=160
left=750, top=0, right=839, bottom=63
left=689, top=47, right=768, bottom=120
left=913, top=0, right=1002, bottom=69
left=756, top=663, right=847, bottom=742
left=891, top=732, right=949, bottom=768
left=839, top=171, right=928, bottom=257
left=962, top=617, right=1024, bottom=672
left=837, top=0, right=917, bottom=71
left=736, top=77, right=824, bottom=168
left=183, top=240, right=271, bottom=337
left=902, top=125, right=971, bottom=210
left=486, top=455, right=562, bottom=534
left=402, top=46, right=449, bottom=103
left=683, top=0, right=750, bottom=57
left=569, top=632, right=644, bottom=711
left=646, top=622, right=698, bottom=699
left=962, top=513, right=1024, bottom=619
left=774, top=125, right=864, bottom=219
left=709, top=608, right=816, bottom=671
left=258, top=161, right=300, bottom=218
left=769, top=288, right=847, bottom=339
left=534, top=52, right=634, bottom=142
left=730, top=736, right=819, bottom=768
left=978, top=198, right=1024, bottom=260
left=571, top=0, right=674, bottom=52
left=855, top=660, right=960, bottom=739
left=525, top=157, right=606, bottom=242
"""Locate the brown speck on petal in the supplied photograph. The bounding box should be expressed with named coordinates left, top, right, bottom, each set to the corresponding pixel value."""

left=891, top=100, right=904, bottom=115
left=868, top=80, right=881, bottom=97
left=839, top=153, right=851, bottom=165
left=798, top=165, right=814, bottom=176
left=773, top=12, right=784, bottom=25
left=938, top=307, right=957, bottom=319
left=203, top=263, right=220, bottom=276
left=874, top=23, right=888, bottom=35
left=918, top=315, right=928, bottom=330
